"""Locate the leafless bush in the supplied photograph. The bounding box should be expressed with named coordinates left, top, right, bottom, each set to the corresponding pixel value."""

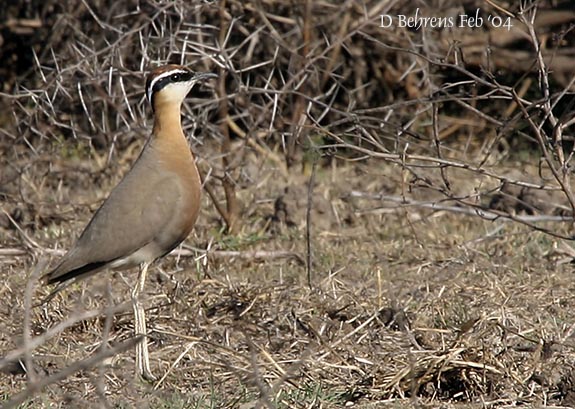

left=3, top=0, right=574, bottom=236
left=307, top=0, right=575, bottom=239
left=1, top=0, right=575, bottom=405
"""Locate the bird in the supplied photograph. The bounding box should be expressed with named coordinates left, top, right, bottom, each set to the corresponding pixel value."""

left=42, top=64, right=217, bottom=381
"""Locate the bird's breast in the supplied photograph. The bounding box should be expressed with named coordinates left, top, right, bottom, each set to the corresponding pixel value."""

left=151, top=139, right=202, bottom=251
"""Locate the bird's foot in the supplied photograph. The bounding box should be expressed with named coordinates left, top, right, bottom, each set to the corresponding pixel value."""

left=135, top=335, right=157, bottom=382
left=139, top=367, right=157, bottom=382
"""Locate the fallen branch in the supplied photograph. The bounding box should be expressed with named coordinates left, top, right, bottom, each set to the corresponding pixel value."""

left=349, top=192, right=571, bottom=223
left=0, top=247, right=304, bottom=265
left=2, top=337, right=140, bottom=409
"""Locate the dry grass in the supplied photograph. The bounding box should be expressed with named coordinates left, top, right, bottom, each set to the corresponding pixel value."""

left=2, top=156, right=575, bottom=408
left=2, top=0, right=575, bottom=407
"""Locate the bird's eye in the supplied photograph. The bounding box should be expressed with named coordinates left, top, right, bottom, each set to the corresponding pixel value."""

left=171, top=73, right=181, bottom=82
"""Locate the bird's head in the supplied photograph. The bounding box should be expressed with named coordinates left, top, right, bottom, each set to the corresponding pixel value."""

left=146, top=64, right=217, bottom=111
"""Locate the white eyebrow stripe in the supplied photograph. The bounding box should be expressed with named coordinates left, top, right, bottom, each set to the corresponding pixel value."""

left=146, top=69, right=190, bottom=102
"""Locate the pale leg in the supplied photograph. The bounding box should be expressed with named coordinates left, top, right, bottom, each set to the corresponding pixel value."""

left=131, top=262, right=156, bottom=381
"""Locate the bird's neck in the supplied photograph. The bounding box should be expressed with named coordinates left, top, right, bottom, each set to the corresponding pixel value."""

left=148, top=101, right=197, bottom=176
left=152, top=102, right=185, bottom=141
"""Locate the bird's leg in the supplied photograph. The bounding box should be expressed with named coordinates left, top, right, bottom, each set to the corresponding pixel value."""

left=132, top=262, right=156, bottom=381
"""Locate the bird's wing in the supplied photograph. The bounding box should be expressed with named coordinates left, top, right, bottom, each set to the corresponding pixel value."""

left=43, top=169, right=183, bottom=284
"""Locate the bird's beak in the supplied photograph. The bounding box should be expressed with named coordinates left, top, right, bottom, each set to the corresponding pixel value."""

left=193, top=72, right=218, bottom=82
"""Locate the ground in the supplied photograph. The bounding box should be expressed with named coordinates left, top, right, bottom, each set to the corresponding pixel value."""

left=1, top=140, right=575, bottom=408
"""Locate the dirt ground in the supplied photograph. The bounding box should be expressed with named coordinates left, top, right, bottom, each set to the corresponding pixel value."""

left=2, top=138, right=575, bottom=408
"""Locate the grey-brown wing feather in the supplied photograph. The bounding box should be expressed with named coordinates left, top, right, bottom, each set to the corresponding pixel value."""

left=44, top=160, right=183, bottom=283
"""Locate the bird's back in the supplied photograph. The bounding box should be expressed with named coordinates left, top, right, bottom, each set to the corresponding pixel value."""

left=45, top=138, right=201, bottom=284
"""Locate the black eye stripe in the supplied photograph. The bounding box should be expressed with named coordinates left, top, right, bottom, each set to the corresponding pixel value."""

left=152, top=76, right=172, bottom=94
left=147, top=70, right=194, bottom=101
